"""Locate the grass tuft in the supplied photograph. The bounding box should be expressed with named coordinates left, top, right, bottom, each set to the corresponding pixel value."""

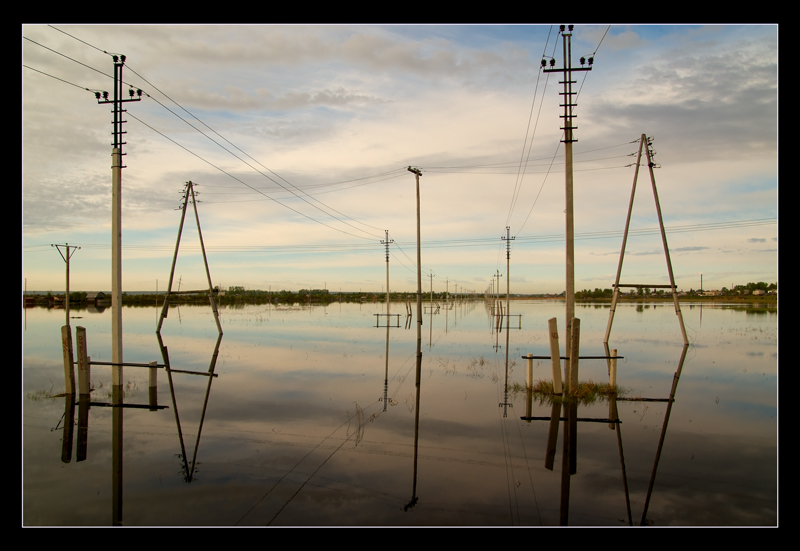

left=509, top=379, right=627, bottom=406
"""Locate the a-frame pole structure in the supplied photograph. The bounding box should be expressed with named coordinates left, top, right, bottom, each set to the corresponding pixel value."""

left=604, top=134, right=688, bottom=346
left=157, top=181, right=222, bottom=335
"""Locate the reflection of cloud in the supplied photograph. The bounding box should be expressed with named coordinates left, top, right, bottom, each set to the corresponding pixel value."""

left=747, top=238, right=766, bottom=243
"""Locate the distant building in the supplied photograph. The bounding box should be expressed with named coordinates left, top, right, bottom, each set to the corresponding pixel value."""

left=86, top=291, right=109, bottom=304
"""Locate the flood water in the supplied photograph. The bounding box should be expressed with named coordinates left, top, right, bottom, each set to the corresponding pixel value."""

left=22, top=298, right=777, bottom=526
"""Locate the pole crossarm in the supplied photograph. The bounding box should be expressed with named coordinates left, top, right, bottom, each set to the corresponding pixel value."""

left=82, top=402, right=169, bottom=410
left=520, top=416, right=620, bottom=424
left=87, top=361, right=166, bottom=368
left=95, top=54, right=142, bottom=156
left=614, top=284, right=676, bottom=289
left=521, top=355, right=624, bottom=360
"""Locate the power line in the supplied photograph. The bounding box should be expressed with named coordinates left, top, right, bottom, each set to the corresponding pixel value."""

left=506, top=25, right=555, bottom=228
left=123, top=72, right=384, bottom=240
left=27, top=218, right=775, bottom=254
left=32, top=26, right=386, bottom=241
left=124, top=112, right=379, bottom=241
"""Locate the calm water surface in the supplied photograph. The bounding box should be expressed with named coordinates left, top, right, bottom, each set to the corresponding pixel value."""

left=22, top=299, right=777, bottom=526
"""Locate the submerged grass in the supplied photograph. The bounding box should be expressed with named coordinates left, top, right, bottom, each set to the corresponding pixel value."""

left=509, top=378, right=627, bottom=406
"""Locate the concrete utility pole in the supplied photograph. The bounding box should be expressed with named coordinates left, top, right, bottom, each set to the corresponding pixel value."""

left=543, top=25, right=593, bottom=365
left=95, top=55, right=142, bottom=383
left=502, top=226, right=514, bottom=311
left=52, top=243, right=80, bottom=326
left=408, top=167, right=423, bottom=347
left=381, top=230, right=393, bottom=316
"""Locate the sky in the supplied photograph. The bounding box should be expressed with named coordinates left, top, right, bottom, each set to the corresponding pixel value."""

left=22, top=24, right=778, bottom=295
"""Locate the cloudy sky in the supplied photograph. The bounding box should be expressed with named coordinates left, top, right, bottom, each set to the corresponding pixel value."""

left=22, top=24, right=777, bottom=295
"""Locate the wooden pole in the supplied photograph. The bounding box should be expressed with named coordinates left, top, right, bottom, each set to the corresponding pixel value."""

left=61, top=325, right=75, bottom=395
left=545, top=400, right=561, bottom=471
left=157, top=183, right=190, bottom=333
left=610, top=348, right=618, bottom=388
left=644, top=139, right=689, bottom=346
left=548, top=318, right=563, bottom=395
left=526, top=353, right=534, bottom=390
left=76, top=326, right=90, bottom=395
left=149, top=360, right=158, bottom=410
left=569, top=318, right=580, bottom=392
left=189, top=183, right=223, bottom=336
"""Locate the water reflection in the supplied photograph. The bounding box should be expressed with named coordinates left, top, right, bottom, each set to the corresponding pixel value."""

left=522, top=343, right=689, bottom=525
left=158, top=332, right=223, bottom=483
left=23, top=300, right=776, bottom=526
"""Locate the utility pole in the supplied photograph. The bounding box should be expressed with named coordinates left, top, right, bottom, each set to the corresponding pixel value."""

left=543, top=25, right=593, bottom=365
left=381, top=230, right=393, bottom=316
left=408, top=167, right=423, bottom=345
left=495, top=270, right=503, bottom=310
left=95, top=55, right=142, bottom=384
left=502, top=226, right=514, bottom=310
left=52, top=243, right=80, bottom=326
left=502, top=225, right=514, bottom=330
left=95, top=59, right=142, bottom=527
left=407, top=165, right=423, bottom=508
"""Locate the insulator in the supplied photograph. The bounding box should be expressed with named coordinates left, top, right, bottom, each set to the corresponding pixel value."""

left=112, top=55, right=118, bottom=63
left=580, top=57, right=586, bottom=65
left=120, top=55, right=126, bottom=64
left=560, top=25, right=565, bottom=32
left=541, top=59, right=547, bottom=68
left=103, top=91, right=109, bottom=100
left=588, top=57, right=594, bottom=65
left=95, top=92, right=101, bottom=100
left=568, top=25, right=574, bottom=31
left=550, top=58, right=556, bottom=67
left=128, top=88, right=134, bottom=98
left=137, top=89, right=143, bottom=97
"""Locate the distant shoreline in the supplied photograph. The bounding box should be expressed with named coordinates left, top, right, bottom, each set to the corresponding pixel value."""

left=23, top=292, right=776, bottom=309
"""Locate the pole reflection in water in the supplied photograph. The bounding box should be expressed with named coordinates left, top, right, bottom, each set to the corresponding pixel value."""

left=112, top=383, right=123, bottom=525
left=405, top=348, right=422, bottom=512
left=640, top=343, right=689, bottom=525
left=158, top=331, right=223, bottom=483
left=23, top=301, right=775, bottom=526
left=384, top=323, right=389, bottom=412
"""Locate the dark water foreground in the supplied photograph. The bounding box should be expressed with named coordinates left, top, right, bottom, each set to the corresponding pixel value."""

left=22, top=300, right=777, bottom=526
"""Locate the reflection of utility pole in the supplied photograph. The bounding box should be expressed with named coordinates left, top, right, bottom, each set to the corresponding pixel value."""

left=52, top=243, right=80, bottom=325
left=543, top=25, right=593, bottom=368
left=494, top=270, right=503, bottom=319
left=95, top=55, right=142, bottom=384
